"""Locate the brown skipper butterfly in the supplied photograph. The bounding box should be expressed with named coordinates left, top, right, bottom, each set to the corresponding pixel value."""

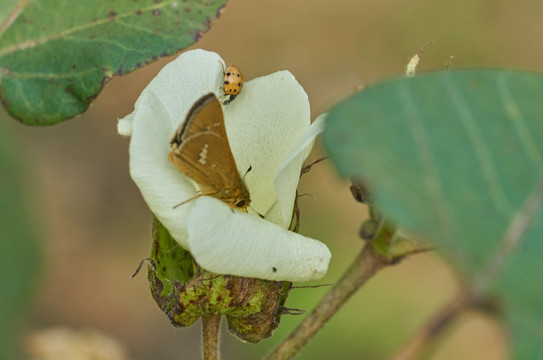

left=168, top=93, right=251, bottom=210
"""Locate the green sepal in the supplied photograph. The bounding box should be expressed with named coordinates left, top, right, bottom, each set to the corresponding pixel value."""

left=147, top=216, right=292, bottom=343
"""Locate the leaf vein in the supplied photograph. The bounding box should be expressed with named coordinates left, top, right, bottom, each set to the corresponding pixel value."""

left=442, top=73, right=514, bottom=216
left=63, top=35, right=133, bottom=53
left=0, top=1, right=175, bottom=58
left=0, top=0, right=30, bottom=38
left=13, top=77, right=33, bottom=113
left=7, top=67, right=100, bottom=79
left=497, top=74, right=543, bottom=170
left=400, top=80, right=461, bottom=243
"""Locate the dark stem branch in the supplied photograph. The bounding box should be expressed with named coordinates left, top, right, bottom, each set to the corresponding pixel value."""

left=389, top=292, right=469, bottom=360
left=265, top=179, right=412, bottom=360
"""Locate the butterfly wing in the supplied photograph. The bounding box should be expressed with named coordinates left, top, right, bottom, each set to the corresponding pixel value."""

left=169, top=93, right=250, bottom=208
left=171, top=93, right=225, bottom=144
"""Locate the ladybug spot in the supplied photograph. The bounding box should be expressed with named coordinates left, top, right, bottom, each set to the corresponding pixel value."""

left=232, top=89, right=237, bottom=93
left=237, top=74, right=240, bottom=77
left=224, top=80, right=229, bottom=84
left=226, top=72, right=231, bottom=76
left=237, top=82, right=241, bottom=86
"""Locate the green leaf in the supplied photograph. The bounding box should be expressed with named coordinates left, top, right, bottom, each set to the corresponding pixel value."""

left=0, top=0, right=227, bottom=125
left=0, top=116, right=41, bottom=359
left=323, top=69, right=543, bottom=359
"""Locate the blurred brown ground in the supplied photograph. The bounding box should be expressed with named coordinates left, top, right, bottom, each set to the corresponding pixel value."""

left=5, top=0, right=543, bottom=359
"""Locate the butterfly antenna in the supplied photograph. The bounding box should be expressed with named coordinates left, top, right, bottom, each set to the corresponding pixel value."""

left=172, top=191, right=217, bottom=208
left=242, top=165, right=253, bottom=181
left=249, top=205, right=265, bottom=219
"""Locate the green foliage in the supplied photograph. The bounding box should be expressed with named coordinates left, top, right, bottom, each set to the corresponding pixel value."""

left=0, top=0, right=227, bottom=125
left=324, top=69, right=543, bottom=359
left=0, top=119, right=41, bottom=359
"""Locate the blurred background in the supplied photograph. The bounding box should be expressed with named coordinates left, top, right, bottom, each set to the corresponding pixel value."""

left=3, top=0, right=543, bottom=358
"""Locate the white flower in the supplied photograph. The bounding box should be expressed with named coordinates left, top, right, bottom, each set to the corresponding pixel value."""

left=118, top=49, right=330, bottom=282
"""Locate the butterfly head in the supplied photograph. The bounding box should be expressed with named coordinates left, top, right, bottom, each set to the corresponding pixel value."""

left=218, top=185, right=251, bottom=211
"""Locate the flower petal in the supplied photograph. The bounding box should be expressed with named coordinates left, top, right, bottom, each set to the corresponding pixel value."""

left=120, top=49, right=323, bottom=269
left=117, top=113, right=134, bottom=136
left=187, top=197, right=331, bottom=282
left=271, top=114, right=327, bottom=227
left=137, top=49, right=226, bottom=130
left=128, top=92, right=195, bottom=247
left=223, top=71, right=311, bottom=219
left=122, top=50, right=227, bottom=248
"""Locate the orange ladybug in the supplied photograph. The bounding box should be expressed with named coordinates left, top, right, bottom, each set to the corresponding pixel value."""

left=222, top=64, right=243, bottom=104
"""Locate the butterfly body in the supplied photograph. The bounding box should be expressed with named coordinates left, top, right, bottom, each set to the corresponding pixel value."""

left=168, top=93, right=251, bottom=210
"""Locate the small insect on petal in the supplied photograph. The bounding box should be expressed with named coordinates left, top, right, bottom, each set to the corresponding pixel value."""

left=221, top=64, right=244, bottom=105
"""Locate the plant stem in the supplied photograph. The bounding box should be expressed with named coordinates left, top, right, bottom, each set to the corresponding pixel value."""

left=202, top=314, right=221, bottom=360
left=265, top=242, right=389, bottom=360
left=388, top=292, right=470, bottom=360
